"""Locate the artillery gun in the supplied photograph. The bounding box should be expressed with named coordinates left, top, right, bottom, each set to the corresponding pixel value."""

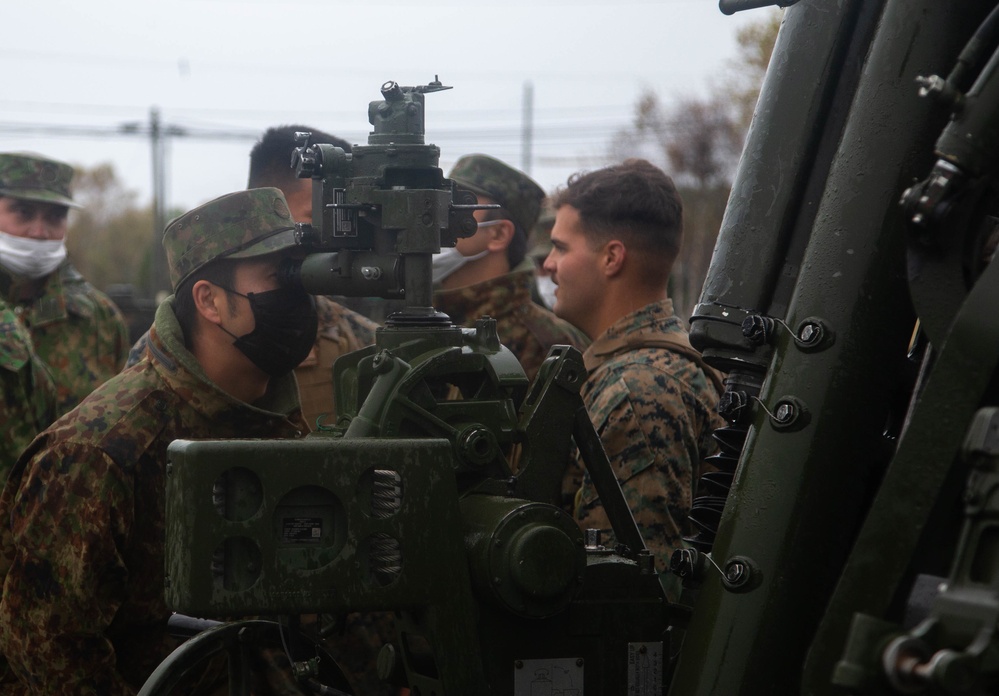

left=140, top=78, right=674, bottom=695
left=143, top=0, right=999, bottom=692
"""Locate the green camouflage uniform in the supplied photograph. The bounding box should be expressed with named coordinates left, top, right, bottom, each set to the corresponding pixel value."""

left=434, top=268, right=589, bottom=381
left=0, top=188, right=311, bottom=695
left=562, top=299, right=725, bottom=600
left=0, top=152, right=128, bottom=416
left=0, top=300, right=307, bottom=695
left=0, top=262, right=128, bottom=415
left=0, top=298, right=56, bottom=480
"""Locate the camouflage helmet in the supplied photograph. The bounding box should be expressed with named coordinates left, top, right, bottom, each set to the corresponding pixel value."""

left=448, top=154, right=545, bottom=234
left=163, top=187, right=298, bottom=290
left=0, top=152, right=80, bottom=208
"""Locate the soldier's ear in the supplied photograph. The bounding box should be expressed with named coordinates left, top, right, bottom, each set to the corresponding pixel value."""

left=484, top=219, right=516, bottom=252
left=603, top=240, right=627, bottom=277
left=191, top=280, right=226, bottom=325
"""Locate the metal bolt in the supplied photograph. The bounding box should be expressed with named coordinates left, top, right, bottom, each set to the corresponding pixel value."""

left=798, top=322, right=822, bottom=345
left=774, top=402, right=796, bottom=424
left=742, top=315, right=774, bottom=345
left=717, top=390, right=749, bottom=422
left=371, top=352, right=393, bottom=374
left=726, top=561, right=746, bottom=584
left=585, top=528, right=601, bottom=547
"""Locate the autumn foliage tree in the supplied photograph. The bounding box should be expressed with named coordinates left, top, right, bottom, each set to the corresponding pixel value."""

left=65, top=163, right=157, bottom=292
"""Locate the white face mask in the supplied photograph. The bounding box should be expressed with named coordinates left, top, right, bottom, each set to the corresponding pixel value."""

left=0, top=230, right=67, bottom=279
left=432, top=220, right=505, bottom=284
left=431, top=246, right=489, bottom=283
left=536, top=275, right=557, bottom=310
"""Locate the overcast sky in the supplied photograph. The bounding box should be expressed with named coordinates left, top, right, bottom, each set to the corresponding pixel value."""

left=2, top=0, right=768, bottom=211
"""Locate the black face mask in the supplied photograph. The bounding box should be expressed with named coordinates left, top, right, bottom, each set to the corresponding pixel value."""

left=218, top=285, right=318, bottom=378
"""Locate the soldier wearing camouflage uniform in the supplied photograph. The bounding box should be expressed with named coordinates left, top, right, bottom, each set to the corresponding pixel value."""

left=0, top=188, right=315, bottom=694
left=0, top=153, right=129, bottom=416
left=543, top=159, right=725, bottom=600
left=125, top=126, right=380, bottom=428
left=0, top=298, right=56, bottom=480
left=434, top=154, right=588, bottom=381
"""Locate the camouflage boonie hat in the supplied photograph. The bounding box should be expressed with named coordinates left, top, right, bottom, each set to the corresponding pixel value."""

left=449, top=154, right=545, bottom=234
left=0, top=153, right=80, bottom=208
left=163, top=187, right=297, bottom=290
left=527, top=198, right=555, bottom=260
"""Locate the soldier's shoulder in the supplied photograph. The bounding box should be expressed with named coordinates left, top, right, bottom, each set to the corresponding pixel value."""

left=59, top=265, right=127, bottom=321
left=58, top=367, right=167, bottom=441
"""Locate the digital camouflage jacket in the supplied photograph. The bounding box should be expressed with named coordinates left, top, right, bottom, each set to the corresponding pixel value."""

left=433, top=268, right=589, bottom=382
left=0, top=262, right=128, bottom=416
left=0, top=300, right=56, bottom=482
left=0, top=298, right=307, bottom=695
left=562, top=299, right=725, bottom=600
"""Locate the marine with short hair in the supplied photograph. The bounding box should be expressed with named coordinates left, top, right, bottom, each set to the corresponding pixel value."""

left=544, top=159, right=725, bottom=600
left=0, top=187, right=314, bottom=694
left=434, top=154, right=588, bottom=381
left=0, top=152, right=129, bottom=415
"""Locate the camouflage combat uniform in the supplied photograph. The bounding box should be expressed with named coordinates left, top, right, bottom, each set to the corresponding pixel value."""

left=0, top=261, right=128, bottom=415
left=562, top=299, right=724, bottom=599
left=292, top=295, right=379, bottom=429
left=434, top=268, right=589, bottom=381
left=0, top=299, right=56, bottom=481
left=0, top=298, right=308, bottom=695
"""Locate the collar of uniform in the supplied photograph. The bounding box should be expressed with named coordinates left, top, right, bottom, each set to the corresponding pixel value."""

left=149, top=297, right=305, bottom=426
left=433, top=269, right=534, bottom=325
left=582, top=298, right=679, bottom=373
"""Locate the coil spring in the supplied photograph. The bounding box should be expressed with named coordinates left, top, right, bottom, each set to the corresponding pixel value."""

left=370, top=470, right=403, bottom=585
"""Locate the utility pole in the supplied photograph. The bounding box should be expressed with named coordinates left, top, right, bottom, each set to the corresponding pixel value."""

left=521, top=81, right=534, bottom=176
left=150, top=107, right=170, bottom=299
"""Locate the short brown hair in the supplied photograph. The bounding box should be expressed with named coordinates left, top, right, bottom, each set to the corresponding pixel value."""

left=552, top=159, right=683, bottom=286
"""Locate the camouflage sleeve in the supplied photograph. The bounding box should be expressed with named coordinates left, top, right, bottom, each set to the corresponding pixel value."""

left=0, top=441, right=135, bottom=696
left=575, top=367, right=704, bottom=599
left=0, top=355, right=56, bottom=483
left=0, top=308, right=57, bottom=480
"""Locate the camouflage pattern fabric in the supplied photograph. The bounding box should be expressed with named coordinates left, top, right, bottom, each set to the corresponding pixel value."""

left=448, top=154, right=545, bottom=233
left=0, top=152, right=80, bottom=208
left=0, top=261, right=128, bottom=416
left=162, top=187, right=297, bottom=290
left=433, top=268, right=589, bottom=381
left=295, top=295, right=379, bottom=429
left=0, top=299, right=56, bottom=481
left=0, top=298, right=307, bottom=695
left=562, top=299, right=725, bottom=601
